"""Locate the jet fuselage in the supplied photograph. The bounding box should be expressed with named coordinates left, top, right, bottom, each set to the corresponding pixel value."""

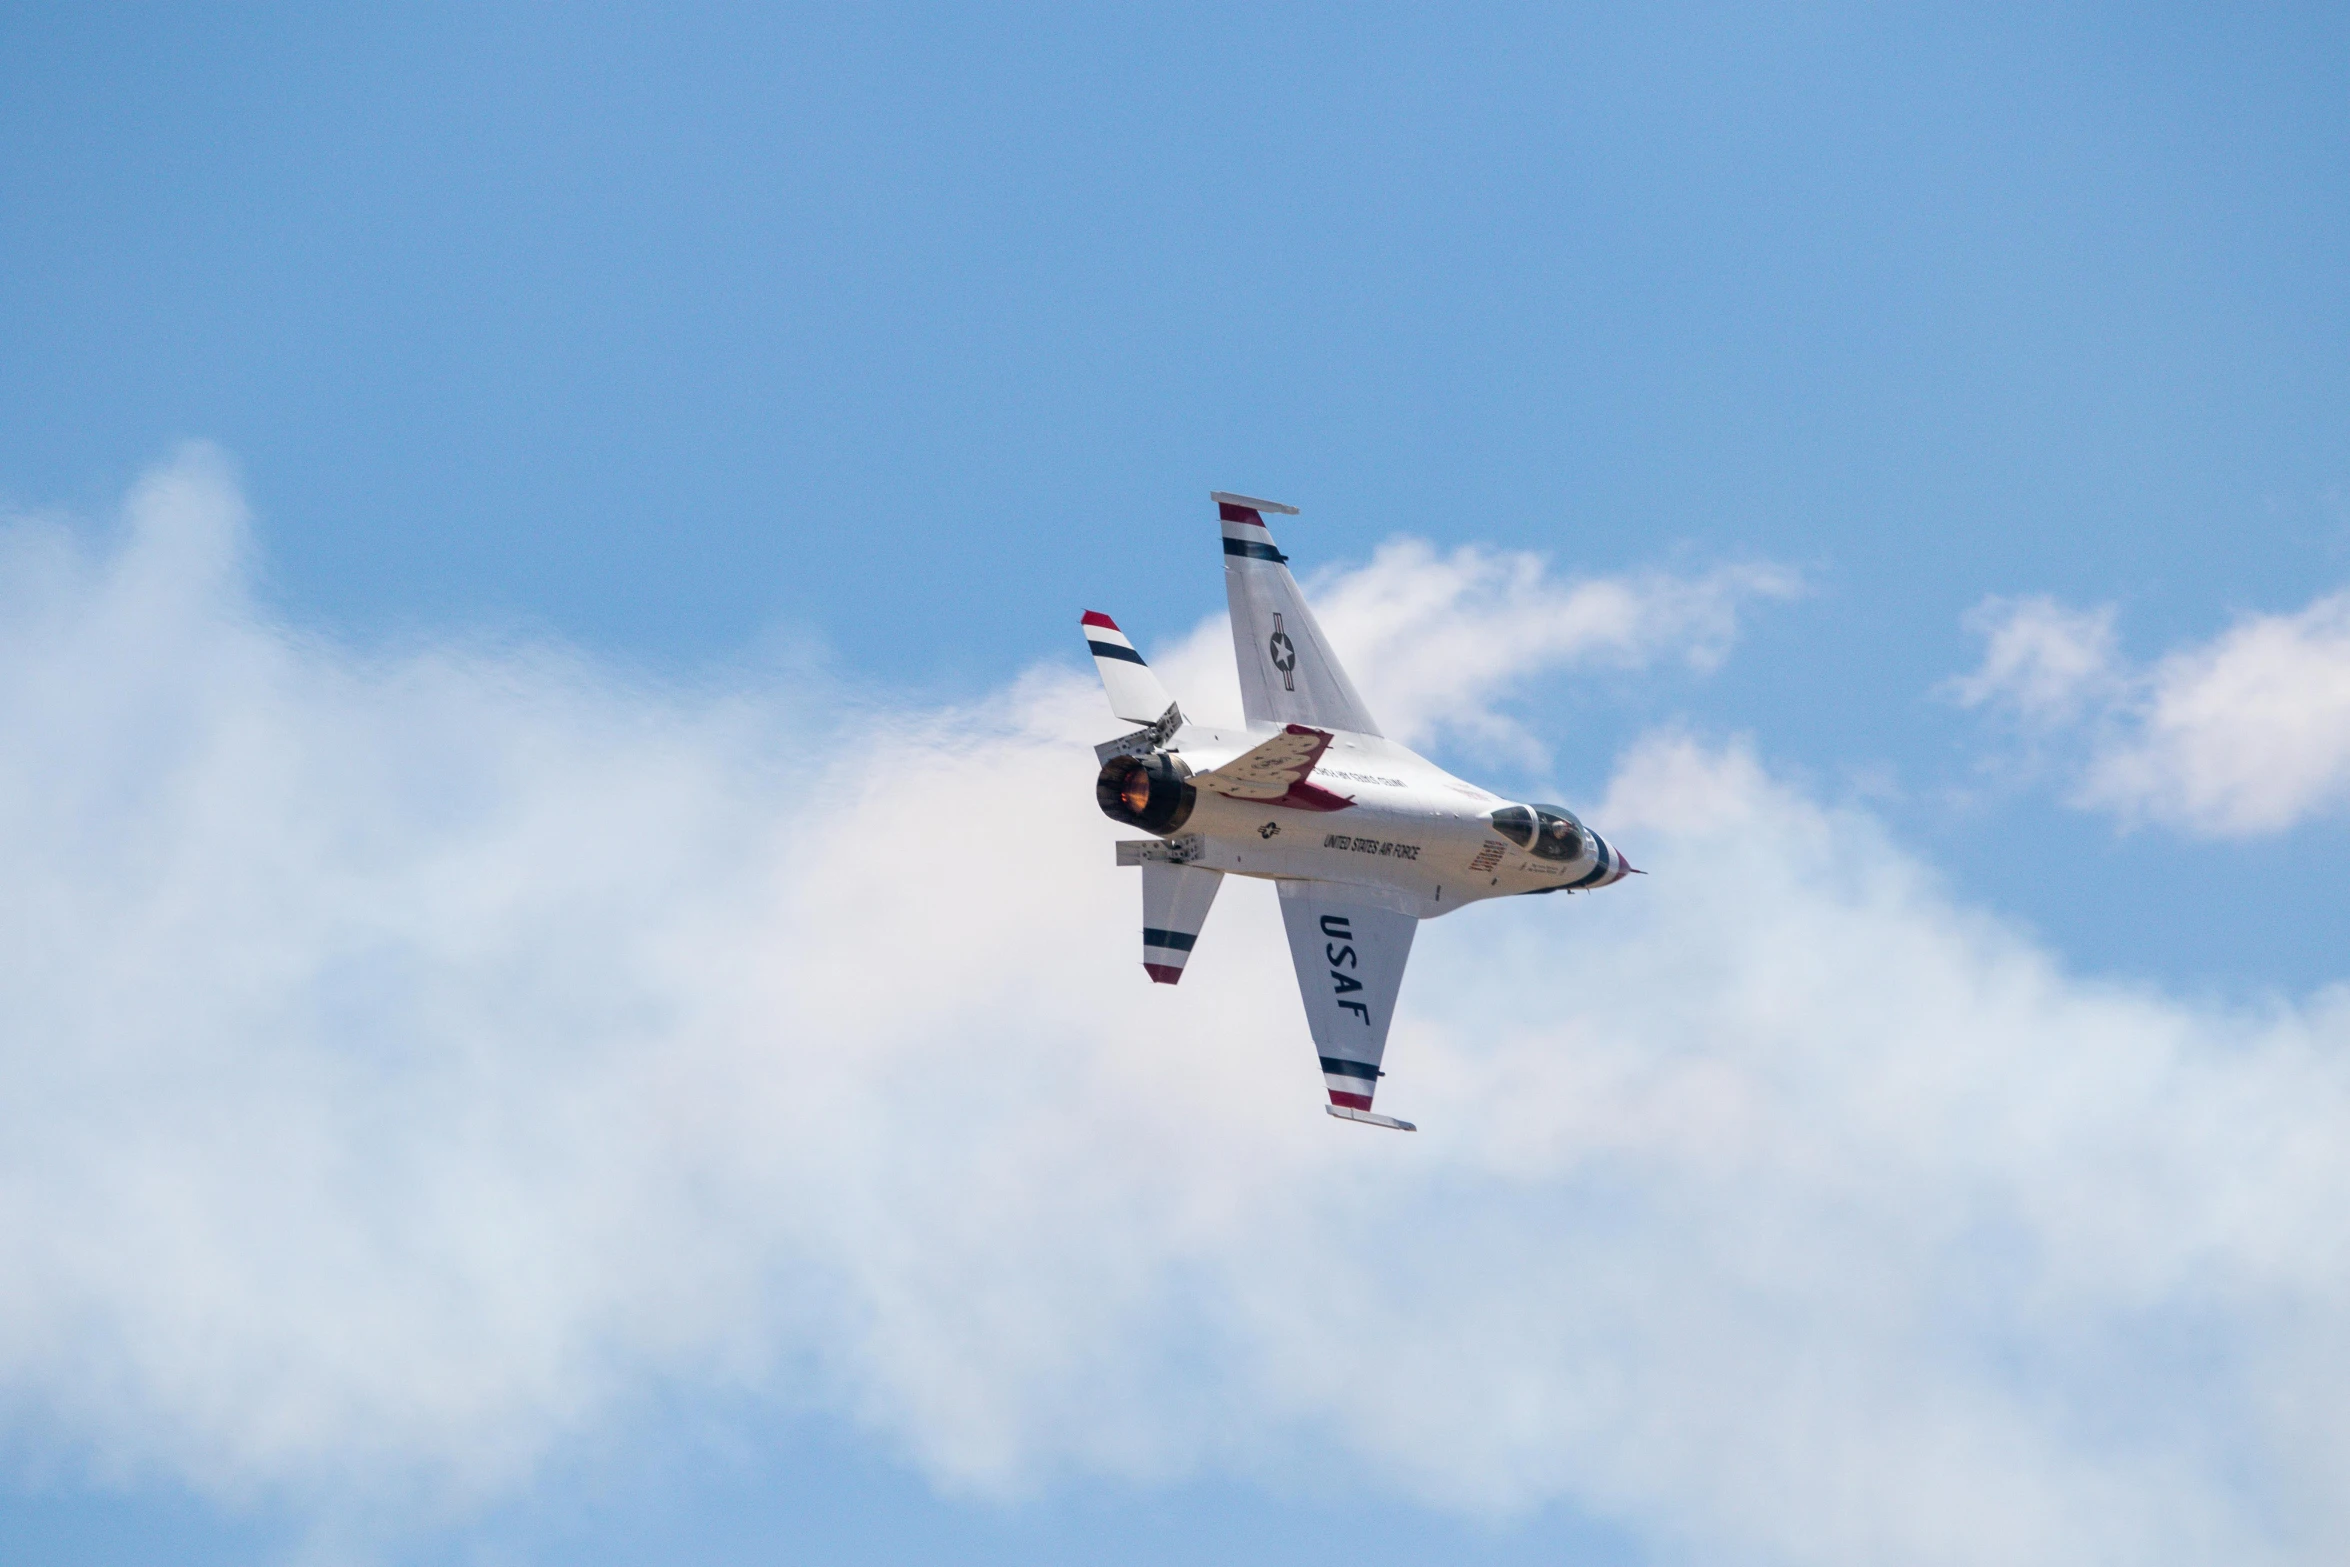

left=1098, top=721, right=1630, bottom=920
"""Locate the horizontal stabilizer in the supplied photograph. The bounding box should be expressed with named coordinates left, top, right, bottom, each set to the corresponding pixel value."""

left=1140, top=861, right=1222, bottom=985
left=1327, top=1105, right=1417, bottom=1132
left=1080, top=611, right=1179, bottom=728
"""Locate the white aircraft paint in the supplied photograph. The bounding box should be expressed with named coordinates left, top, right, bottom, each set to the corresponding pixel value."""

left=1085, top=494, right=1636, bottom=1130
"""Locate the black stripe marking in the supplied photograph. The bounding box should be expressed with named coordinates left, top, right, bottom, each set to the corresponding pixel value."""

left=1560, top=845, right=1616, bottom=892
left=1222, top=538, right=1289, bottom=564
left=1318, top=1056, right=1380, bottom=1081
left=1087, top=640, right=1148, bottom=664
left=1141, top=927, right=1197, bottom=952
left=1563, top=846, right=1615, bottom=891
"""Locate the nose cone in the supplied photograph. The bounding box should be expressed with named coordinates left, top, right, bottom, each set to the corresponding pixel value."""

left=1593, top=835, right=1638, bottom=888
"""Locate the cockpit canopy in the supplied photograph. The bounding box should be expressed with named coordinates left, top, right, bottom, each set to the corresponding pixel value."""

left=1489, top=803, right=1590, bottom=863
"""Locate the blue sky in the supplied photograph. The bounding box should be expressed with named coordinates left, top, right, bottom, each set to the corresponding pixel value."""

left=3, top=5, right=2349, bottom=1564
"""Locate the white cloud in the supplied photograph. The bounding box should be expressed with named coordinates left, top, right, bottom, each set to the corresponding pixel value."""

left=1943, top=595, right=2121, bottom=726
left=4, top=450, right=2350, bottom=1565
left=1951, top=589, right=2350, bottom=836
left=1147, top=537, right=1801, bottom=759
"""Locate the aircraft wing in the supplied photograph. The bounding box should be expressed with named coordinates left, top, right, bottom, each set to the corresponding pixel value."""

left=1215, top=492, right=1382, bottom=737
left=1277, top=882, right=1418, bottom=1131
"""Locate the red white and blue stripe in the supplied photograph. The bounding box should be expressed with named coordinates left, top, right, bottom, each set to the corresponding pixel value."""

left=1081, top=609, right=1178, bottom=726
left=1141, top=925, right=1197, bottom=985
left=1213, top=490, right=1298, bottom=565
left=1081, top=610, right=1145, bottom=665
left=1319, top=1054, right=1380, bottom=1111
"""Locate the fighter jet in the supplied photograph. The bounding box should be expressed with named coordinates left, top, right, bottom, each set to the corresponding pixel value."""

left=1086, top=492, right=1636, bottom=1131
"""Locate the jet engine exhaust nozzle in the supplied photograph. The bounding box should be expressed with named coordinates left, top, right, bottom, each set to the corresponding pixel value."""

left=1096, top=752, right=1197, bottom=835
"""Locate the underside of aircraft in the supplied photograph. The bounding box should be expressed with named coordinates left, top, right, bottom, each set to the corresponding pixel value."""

left=1084, top=493, right=1635, bottom=1130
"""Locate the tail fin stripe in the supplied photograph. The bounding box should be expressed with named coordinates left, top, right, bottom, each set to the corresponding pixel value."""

left=1081, top=609, right=1180, bottom=726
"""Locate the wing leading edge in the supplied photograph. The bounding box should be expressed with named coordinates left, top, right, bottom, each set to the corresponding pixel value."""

left=1276, top=882, right=1418, bottom=1131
